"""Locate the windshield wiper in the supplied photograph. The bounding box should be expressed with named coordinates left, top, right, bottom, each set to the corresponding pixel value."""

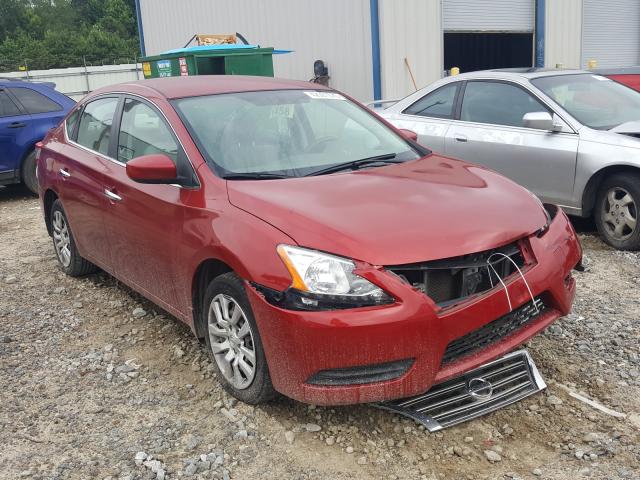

left=304, top=153, right=401, bottom=177
left=222, top=173, right=291, bottom=180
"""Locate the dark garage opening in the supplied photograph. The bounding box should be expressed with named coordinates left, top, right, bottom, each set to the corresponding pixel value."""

left=444, top=32, right=533, bottom=73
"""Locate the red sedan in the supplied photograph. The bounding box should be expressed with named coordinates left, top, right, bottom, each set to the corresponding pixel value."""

left=37, top=76, right=581, bottom=408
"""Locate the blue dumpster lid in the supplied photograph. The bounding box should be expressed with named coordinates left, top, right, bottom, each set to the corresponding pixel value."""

left=160, top=44, right=292, bottom=55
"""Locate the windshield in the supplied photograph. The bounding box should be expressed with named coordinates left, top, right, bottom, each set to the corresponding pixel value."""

left=532, top=74, right=640, bottom=130
left=172, top=89, right=421, bottom=177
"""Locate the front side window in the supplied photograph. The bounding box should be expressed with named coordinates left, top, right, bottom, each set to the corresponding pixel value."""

left=76, top=97, right=119, bottom=155
left=532, top=73, right=640, bottom=130
left=404, top=83, right=458, bottom=118
left=0, top=90, right=21, bottom=117
left=461, top=81, right=549, bottom=128
left=8, top=87, right=62, bottom=114
left=117, top=99, right=178, bottom=163
left=173, top=89, right=420, bottom=177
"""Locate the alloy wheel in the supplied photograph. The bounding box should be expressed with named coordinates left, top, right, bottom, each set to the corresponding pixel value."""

left=52, top=210, right=72, bottom=267
left=207, top=293, right=257, bottom=390
left=602, top=187, right=637, bottom=240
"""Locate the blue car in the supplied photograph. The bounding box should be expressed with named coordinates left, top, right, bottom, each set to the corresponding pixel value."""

left=0, top=79, right=75, bottom=193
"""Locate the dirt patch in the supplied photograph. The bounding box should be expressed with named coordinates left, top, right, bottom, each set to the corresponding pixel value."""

left=1, top=185, right=639, bottom=480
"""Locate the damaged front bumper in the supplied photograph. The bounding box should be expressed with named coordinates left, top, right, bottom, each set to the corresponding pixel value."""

left=246, top=207, right=581, bottom=406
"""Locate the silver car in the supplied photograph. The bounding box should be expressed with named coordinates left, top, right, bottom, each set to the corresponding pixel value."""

left=377, top=69, right=640, bottom=250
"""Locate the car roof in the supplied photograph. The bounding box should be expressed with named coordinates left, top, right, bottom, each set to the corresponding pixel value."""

left=89, top=75, right=329, bottom=100
left=450, top=68, right=594, bottom=81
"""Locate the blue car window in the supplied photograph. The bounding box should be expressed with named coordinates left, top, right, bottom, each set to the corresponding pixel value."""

left=0, top=90, right=21, bottom=117
left=8, top=87, right=62, bottom=114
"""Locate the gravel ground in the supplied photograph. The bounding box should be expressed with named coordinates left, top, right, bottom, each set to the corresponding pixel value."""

left=1, top=185, right=639, bottom=480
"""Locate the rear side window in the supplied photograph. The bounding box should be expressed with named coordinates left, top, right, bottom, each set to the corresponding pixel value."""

left=117, top=99, right=178, bottom=163
left=0, top=90, right=21, bottom=117
left=460, top=81, right=549, bottom=128
left=76, top=97, right=119, bottom=155
left=8, top=87, right=62, bottom=114
left=404, top=83, right=459, bottom=118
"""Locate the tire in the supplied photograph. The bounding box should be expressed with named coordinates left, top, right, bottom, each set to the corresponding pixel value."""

left=21, top=150, right=39, bottom=195
left=203, top=272, right=276, bottom=404
left=50, top=199, right=98, bottom=276
left=594, top=172, right=640, bottom=250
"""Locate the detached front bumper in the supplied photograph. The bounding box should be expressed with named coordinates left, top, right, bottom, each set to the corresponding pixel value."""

left=247, top=209, right=581, bottom=406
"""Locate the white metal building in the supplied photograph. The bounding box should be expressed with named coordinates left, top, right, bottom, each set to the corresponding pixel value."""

left=136, top=0, right=640, bottom=101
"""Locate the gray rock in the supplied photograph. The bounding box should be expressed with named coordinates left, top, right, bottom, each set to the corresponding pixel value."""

left=532, top=468, right=542, bottom=476
left=5, top=276, right=17, bottom=284
left=132, top=307, right=147, bottom=318
left=284, top=430, right=295, bottom=444
left=484, top=450, right=502, bottom=462
left=305, top=423, right=322, bottom=432
left=547, top=395, right=563, bottom=406
left=134, top=452, right=147, bottom=466
left=184, top=462, right=198, bottom=476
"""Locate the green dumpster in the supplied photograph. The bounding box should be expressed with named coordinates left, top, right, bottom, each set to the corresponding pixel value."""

left=141, top=44, right=289, bottom=79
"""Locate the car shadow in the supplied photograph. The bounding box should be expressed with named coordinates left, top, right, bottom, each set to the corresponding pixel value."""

left=0, top=184, right=37, bottom=201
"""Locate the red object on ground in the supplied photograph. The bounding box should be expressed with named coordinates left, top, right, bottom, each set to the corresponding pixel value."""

left=37, top=76, right=581, bottom=405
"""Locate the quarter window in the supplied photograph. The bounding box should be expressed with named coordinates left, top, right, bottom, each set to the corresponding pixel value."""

left=404, top=83, right=458, bottom=118
left=0, top=90, right=21, bottom=117
left=117, top=99, right=178, bottom=163
left=460, top=81, right=549, bottom=128
left=65, top=108, right=81, bottom=140
left=76, top=97, right=119, bottom=155
left=8, top=87, right=62, bottom=114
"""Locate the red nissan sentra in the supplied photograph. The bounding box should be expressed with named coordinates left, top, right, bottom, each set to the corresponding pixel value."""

left=37, top=76, right=581, bottom=410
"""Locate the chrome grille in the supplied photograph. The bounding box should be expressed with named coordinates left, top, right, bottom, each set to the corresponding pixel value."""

left=375, top=350, right=546, bottom=432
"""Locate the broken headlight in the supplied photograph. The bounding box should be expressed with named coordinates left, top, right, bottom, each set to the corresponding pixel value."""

left=272, top=245, right=394, bottom=310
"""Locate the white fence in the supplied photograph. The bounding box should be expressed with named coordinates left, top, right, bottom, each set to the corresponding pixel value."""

left=1, top=64, right=143, bottom=100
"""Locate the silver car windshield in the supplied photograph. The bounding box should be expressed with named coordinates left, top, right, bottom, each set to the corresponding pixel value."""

left=532, top=74, right=640, bottom=130
left=173, top=89, right=420, bottom=178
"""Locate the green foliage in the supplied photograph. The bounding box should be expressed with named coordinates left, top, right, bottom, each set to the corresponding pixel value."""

left=0, top=0, right=140, bottom=72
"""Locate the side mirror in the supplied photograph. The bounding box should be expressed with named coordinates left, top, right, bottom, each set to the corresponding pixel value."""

left=126, top=154, right=178, bottom=184
left=522, top=111, right=563, bottom=132
left=398, top=128, right=418, bottom=142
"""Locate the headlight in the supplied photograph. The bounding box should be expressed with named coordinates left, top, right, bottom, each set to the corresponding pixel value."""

left=274, top=245, right=393, bottom=309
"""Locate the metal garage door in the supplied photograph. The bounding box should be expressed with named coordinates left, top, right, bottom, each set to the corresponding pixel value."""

left=583, top=0, right=640, bottom=68
left=443, top=0, right=534, bottom=32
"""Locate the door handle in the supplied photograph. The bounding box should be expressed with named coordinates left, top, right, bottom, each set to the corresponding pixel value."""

left=8, top=122, right=27, bottom=129
left=104, top=189, right=122, bottom=202
left=59, top=168, right=71, bottom=178
left=454, top=134, right=468, bottom=142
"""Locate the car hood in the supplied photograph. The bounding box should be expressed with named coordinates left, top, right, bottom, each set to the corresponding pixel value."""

left=227, top=154, right=547, bottom=265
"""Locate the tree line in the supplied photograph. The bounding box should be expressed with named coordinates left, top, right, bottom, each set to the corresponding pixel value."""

left=0, top=0, right=140, bottom=72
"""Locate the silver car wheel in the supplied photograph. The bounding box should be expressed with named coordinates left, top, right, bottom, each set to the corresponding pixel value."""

left=52, top=210, right=72, bottom=267
left=207, top=294, right=257, bottom=390
left=602, top=187, right=637, bottom=240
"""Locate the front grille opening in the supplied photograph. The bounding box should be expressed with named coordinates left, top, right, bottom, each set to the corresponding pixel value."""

left=442, top=297, right=547, bottom=365
left=387, top=242, right=528, bottom=308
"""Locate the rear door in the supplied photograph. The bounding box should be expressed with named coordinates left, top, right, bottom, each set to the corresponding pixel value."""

left=101, top=96, right=194, bottom=312
left=444, top=80, right=579, bottom=205
left=385, top=82, right=460, bottom=152
left=59, top=96, right=119, bottom=269
left=0, top=88, right=31, bottom=178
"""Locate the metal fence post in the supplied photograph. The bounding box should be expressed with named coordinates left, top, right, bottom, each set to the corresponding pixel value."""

left=83, top=56, right=91, bottom=95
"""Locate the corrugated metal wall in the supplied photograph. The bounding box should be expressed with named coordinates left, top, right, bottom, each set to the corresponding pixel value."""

left=544, top=0, right=582, bottom=69
left=582, top=0, right=640, bottom=68
left=442, top=0, right=534, bottom=32
left=379, top=0, right=442, bottom=100
left=138, top=0, right=373, bottom=101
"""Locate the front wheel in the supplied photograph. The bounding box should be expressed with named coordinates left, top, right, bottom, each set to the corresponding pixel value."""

left=594, top=173, right=640, bottom=250
left=21, top=150, right=39, bottom=195
left=203, top=272, right=276, bottom=404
